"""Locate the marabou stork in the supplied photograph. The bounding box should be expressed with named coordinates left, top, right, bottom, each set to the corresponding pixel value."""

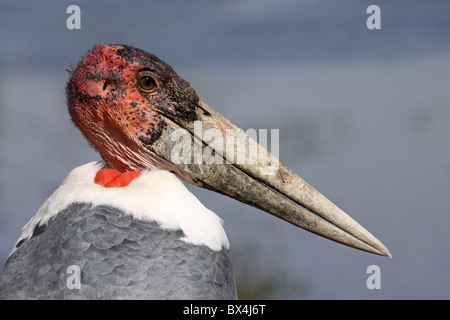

left=0, top=44, right=391, bottom=299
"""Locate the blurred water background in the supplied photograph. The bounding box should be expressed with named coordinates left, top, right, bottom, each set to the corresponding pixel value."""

left=0, top=0, right=449, bottom=299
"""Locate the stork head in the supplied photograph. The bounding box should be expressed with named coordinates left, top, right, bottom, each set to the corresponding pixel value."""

left=67, top=44, right=391, bottom=258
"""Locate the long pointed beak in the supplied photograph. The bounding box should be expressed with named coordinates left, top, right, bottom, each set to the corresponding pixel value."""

left=147, top=100, right=392, bottom=258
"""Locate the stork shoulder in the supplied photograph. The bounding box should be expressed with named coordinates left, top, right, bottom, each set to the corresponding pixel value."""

left=13, top=161, right=229, bottom=254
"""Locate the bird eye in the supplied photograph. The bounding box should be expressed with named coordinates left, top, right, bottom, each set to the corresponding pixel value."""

left=137, top=71, right=159, bottom=94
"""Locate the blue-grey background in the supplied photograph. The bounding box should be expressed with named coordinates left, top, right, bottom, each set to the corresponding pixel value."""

left=1, top=0, right=449, bottom=299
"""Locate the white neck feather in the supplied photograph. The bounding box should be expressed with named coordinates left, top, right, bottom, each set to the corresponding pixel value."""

left=13, top=161, right=229, bottom=254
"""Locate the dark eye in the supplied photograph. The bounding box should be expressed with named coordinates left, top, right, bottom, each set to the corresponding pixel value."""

left=137, top=71, right=159, bottom=94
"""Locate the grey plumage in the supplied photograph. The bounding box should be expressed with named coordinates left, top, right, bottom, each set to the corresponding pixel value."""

left=0, top=203, right=237, bottom=299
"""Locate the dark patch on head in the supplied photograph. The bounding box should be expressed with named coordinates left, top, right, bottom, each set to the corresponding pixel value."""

left=138, top=120, right=167, bottom=146
left=116, top=45, right=162, bottom=67
left=65, top=77, right=102, bottom=106
left=85, top=71, right=121, bottom=83
left=116, top=46, right=138, bottom=63
left=75, top=92, right=102, bottom=104
left=165, top=77, right=199, bottom=122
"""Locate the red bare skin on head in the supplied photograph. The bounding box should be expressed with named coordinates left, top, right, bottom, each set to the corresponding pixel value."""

left=67, top=45, right=162, bottom=172
left=66, top=44, right=199, bottom=174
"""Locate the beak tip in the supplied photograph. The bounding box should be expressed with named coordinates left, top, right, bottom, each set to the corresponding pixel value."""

left=371, top=240, right=392, bottom=259
left=383, top=248, right=393, bottom=259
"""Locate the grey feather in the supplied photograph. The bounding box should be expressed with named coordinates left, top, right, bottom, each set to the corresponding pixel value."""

left=0, top=203, right=237, bottom=299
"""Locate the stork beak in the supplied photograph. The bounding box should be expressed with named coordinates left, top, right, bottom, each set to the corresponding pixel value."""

left=148, top=100, right=392, bottom=258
